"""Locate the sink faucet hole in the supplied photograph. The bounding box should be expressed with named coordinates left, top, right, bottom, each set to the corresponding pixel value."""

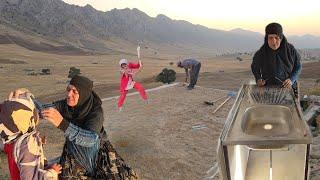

left=264, top=124, right=273, bottom=130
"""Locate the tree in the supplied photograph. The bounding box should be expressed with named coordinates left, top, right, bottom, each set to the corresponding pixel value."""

left=68, top=67, right=81, bottom=78
left=41, top=68, right=51, bottom=75
left=236, top=57, right=243, bottom=61
left=156, top=68, right=176, bottom=84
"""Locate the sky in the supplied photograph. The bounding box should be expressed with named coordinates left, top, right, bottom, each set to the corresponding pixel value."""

left=62, top=0, right=320, bottom=36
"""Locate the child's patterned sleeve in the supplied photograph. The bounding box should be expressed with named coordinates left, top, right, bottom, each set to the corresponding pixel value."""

left=14, top=132, right=58, bottom=180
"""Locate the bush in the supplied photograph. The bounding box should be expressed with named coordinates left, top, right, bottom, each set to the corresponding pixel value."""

left=308, top=87, right=320, bottom=96
left=40, top=68, right=51, bottom=75
left=68, top=67, right=81, bottom=78
left=23, top=68, right=34, bottom=72
left=27, top=72, right=38, bottom=76
left=156, top=68, right=176, bottom=84
left=236, top=57, right=243, bottom=61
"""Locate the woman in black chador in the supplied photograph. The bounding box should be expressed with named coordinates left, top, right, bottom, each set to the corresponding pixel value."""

left=251, top=22, right=302, bottom=97
left=42, top=75, right=138, bottom=179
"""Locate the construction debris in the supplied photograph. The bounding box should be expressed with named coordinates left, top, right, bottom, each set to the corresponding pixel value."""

left=191, top=124, right=208, bottom=131
left=204, top=96, right=227, bottom=106
left=204, top=162, right=219, bottom=180
left=212, top=92, right=236, bottom=114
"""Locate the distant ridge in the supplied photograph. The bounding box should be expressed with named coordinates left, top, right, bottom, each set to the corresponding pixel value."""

left=0, top=0, right=319, bottom=56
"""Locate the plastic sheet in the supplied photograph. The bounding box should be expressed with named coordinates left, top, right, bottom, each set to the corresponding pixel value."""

left=66, top=139, right=100, bottom=176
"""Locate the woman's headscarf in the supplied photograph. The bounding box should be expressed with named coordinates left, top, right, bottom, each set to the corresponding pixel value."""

left=0, top=90, right=38, bottom=143
left=57, top=76, right=102, bottom=176
left=254, top=22, right=295, bottom=84
left=58, top=75, right=102, bottom=127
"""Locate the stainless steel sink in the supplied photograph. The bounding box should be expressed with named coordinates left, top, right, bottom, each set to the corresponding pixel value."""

left=241, top=105, right=292, bottom=137
left=219, top=84, right=313, bottom=180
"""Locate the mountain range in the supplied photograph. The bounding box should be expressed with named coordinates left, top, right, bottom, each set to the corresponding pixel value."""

left=0, top=0, right=319, bottom=56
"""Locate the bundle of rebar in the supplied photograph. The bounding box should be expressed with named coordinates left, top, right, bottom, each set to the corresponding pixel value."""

left=246, top=86, right=293, bottom=105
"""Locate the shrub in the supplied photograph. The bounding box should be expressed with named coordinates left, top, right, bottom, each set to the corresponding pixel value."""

left=27, top=72, right=38, bottom=76
left=40, top=68, right=51, bottom=75
left=236, top=57, right=243, bottom=61
left=308, top=87, right=320, bottom=96
left=23, top=68, right=34, bottom=72
left=156, top=68, right=176, bottom=84
left=68, top=67, right=81, bottom=78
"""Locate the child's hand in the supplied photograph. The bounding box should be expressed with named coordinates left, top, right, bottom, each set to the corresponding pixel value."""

left=120, top=68, right=126, bottom=75
left=49, top=163, right=62, bottom=174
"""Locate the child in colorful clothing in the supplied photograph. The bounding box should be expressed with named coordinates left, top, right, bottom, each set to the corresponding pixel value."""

left=0, top=88, right=61, bottom=180
left=118, top=59, right=148, bottom=111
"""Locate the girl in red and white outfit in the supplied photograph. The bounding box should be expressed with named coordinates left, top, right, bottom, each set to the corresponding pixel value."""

left=118, top=59, right=148, bottom=111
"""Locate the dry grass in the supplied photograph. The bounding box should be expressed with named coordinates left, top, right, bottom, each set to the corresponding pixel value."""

left=308, top=87, right=320, bottom=96
left=0, top=44, right=252, bottom=101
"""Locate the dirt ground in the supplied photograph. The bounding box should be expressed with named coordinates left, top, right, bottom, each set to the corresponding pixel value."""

left=102, top=85, right=231, bottom=180
left=1, top=44, right=320, bottom=179
left=0, top=84, right=232, bottom=180
left=2, top=82, right=320, bottom=179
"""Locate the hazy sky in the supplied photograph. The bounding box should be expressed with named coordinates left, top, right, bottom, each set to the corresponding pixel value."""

left=63, top=0, right=320, bottom=36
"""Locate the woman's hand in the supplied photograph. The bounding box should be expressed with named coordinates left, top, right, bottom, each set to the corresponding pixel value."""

left=282, top=79, right=292, bottom=88
left=48, top=163, right=62, bottom=174
left=41, top=108, right=63, bottom=127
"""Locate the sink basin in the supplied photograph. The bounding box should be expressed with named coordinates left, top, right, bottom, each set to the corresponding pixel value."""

left=241, top=105, right=292, bottom=137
